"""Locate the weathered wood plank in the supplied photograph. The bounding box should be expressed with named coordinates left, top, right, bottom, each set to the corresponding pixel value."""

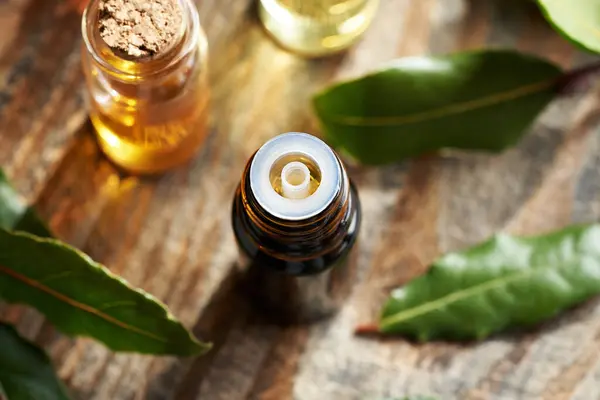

left=0, top=0, right=85, bottom=199
left=1, top=0, right=600, bottom=399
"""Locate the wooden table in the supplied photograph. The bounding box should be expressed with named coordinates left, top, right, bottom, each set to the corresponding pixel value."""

left=2, top=0, right=600, bottom=399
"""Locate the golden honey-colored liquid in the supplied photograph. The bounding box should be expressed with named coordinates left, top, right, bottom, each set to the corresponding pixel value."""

left=89, top=77, right=209, bottom=174
left=268, top=153, right=322, bottom=196
left=258, top=0, right=379, bottom=56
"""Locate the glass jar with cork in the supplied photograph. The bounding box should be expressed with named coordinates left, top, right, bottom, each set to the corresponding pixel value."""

left=81, top=0, right=209, bottom=174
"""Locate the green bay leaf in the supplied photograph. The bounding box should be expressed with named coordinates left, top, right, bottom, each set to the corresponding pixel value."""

left=0, top=322, right=70, bottom=400
left=379, top=224, right=600, bottom=341
left=0, top=229, right=211, bottom=356
left=313, top=50, right=562, bottom=165
left=0, top=169, right=51, bottom=238
left=537, top=0, right=600, bottom=54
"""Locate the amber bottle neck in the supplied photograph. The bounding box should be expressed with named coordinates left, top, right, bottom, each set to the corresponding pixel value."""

left=238, top=152, right=354, bottom=259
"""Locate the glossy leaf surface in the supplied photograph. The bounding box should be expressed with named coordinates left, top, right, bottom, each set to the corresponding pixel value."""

left=0, top=229, right=210, bottom=355
left=0, top=170, right=51, bottom=238
left=380, top=224, right=600, bottom=341
left=0, top=323, right=70, bottom=400
left=537, top=0, right=600, bottom=54
left=313, top=50, right=562, bottom=164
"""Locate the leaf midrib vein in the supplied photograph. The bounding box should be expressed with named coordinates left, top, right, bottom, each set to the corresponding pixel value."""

left=0, top=265, right=168, bottom=343
left=326, top=78, right=556, bottom=127
left=380, top=262, right=570, bottom=330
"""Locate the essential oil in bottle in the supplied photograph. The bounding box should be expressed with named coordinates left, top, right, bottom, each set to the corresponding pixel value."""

left=81, top=0, right=209, bottom=174
left=232, top=132, right=362, bottom=323
left=258, top=0, right=379, bottom=57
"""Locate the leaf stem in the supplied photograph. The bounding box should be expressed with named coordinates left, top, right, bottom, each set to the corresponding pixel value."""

left=354, top=323, right=380, bottom=336
left=557, top=60, right=600, bottom=94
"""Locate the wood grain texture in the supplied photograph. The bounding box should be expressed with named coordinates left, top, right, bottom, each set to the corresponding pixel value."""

left=1, top=0, right=600, bottom=399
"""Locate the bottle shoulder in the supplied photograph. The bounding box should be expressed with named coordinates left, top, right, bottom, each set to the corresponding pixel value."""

left=232, top=181, right=361, bottom=276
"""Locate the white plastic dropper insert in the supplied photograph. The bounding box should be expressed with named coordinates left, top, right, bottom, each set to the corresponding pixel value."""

left=250, top=132, right=342, bottom=221
left=281, top=161, right=311, bottom=199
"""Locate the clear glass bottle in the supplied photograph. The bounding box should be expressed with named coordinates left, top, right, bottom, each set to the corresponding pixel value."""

left=81, top=0, right=209, bottom=174
left=258, top=0, right=379, bottom=57
left=232, top=132, right=362, bottom=323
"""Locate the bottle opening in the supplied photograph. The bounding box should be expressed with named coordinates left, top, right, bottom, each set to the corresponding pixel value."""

left=282, top=161, right=310, bottom=198
left=250, top=132, right=341, bottom=221
left=284, top=163, right=308, bottom=186
left=268, top=152, right=321, bottom=200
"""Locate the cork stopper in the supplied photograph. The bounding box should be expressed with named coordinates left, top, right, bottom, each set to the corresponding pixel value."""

left=98, top=0, right=184, bottom=60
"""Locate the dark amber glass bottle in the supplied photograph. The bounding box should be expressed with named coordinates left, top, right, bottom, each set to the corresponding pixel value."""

left=232, top=132, right=361, bottom=323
